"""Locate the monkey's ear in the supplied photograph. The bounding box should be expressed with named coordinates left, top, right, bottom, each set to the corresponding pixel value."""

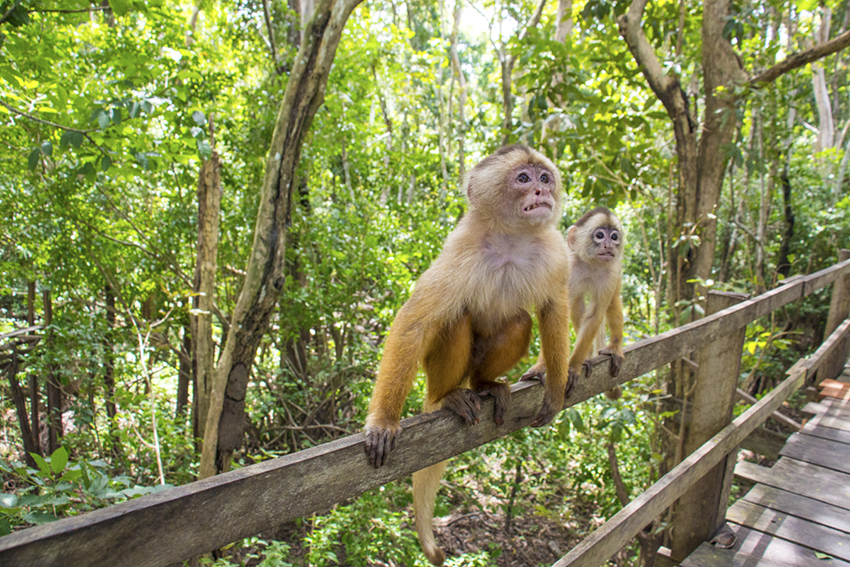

left=567, top=225, right=577, bottom=249
left=465, top=174, right=476, bottom=203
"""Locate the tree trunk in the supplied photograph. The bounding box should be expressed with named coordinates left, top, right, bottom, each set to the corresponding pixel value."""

left=191, top=126, right=222, bottom=444
left=43, top=289, right=62, bottom=454
left=199, top=0, right=365, bottom=479
left=5, top=353, right=39, bottom=468
left=27, top=281, right=40, bottom=456
left=104, top=285, right=120, bottom=460
left=449, top=0, right=467, bottom=182
left=176, top=322, right=191, bottom=417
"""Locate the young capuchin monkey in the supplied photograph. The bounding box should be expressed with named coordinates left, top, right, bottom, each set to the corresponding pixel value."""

left=522, top=206, right=625, bottom=396
left=364, top=145, right=573, bottom=565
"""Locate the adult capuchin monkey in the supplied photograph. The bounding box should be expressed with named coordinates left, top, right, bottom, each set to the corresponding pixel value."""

left=522, top=206, right=625, bottom=397
left=364, top=145, right=573, bottom=565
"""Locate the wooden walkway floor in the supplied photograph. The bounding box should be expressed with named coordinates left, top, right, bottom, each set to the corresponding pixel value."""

left=682, top=364, right=850, bottom=567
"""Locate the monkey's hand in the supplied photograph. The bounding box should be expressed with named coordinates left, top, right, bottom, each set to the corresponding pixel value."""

left=565, top=367, right=579, bottom=399
left=520, top=362, right=547, bottom=382
left=442, top=388, right=482, bottom=426
left=599, top=347, right=625, bottom=377
left=364, top=416, right=402, bottom=468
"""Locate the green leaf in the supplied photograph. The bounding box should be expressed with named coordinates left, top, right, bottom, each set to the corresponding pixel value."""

left=50, top=447, right=69, bottom=475
left=110, top=108, right=122, bottom=126
left=28, top=148, right=40, bottom=170
left=40, top=141, right=53, bottom=157
left=815, top=552, right=833, bottom=560
left=101, top=155, right=112, bottom=171
left=22, top=511, right=59, bottom=526
left=0, top=516, right=10, bottom=536
left=197, top=140, right=212, bottom=160
left=60, top=131, right=84, bottom=149
left=31, top=453, right=51, bottom=477
left=108, top=0, right=130, bottom=16
left=192, top=111, right=207, bottom=126
left=97, top=111, right=110, bottom=129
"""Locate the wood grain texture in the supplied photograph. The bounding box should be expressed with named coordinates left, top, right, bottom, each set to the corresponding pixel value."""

left=780, top=433, right=850, bottom=474
left=681, top=524, right=850, bottom=567
left=727, top=500, right=850, bottom=561
left=735, top=458, right=850, bottom=510
left=551, top=369, right=807, bottom=567
left=741, top=484, right=850, bottom=533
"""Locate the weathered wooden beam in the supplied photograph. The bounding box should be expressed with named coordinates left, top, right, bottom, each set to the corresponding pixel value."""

left=820, top=250, right=850, bottom=382
left=736, top=388, right=802, bottom=431
left=551, top=367, right=808, bottom=567
left=1, top=261, right=848, bottom=567
left=671, top=292, right=748, bottom=562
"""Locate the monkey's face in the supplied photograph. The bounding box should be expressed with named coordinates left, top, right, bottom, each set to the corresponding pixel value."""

left=591, top=225, right=622, bottom=261
left=508, top=161, right=560, bottom=227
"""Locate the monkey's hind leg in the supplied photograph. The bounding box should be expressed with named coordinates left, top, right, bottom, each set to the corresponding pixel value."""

left=423, top=314, right=480, bottom=425
left=469, top=311, right=532, bottom=425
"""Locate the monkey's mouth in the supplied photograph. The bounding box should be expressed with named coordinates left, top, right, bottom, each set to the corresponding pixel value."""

left=597, top=251, right=616, bottom=260
left=523, top=202, right=553, bottom=213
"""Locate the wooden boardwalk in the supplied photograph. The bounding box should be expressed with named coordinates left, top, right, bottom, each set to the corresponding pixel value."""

left=682, top=364, right=850, bottom=566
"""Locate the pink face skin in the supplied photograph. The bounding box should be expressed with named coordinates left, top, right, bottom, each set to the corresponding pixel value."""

left=512, top=163, right=556, bottom=220
left=592, top=226, right=621, bottom=261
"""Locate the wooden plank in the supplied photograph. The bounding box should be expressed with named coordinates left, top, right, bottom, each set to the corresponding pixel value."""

left=800, top=423, right=850, bottom=445
left=801, top=317, right=850, bottom=378
left=550, top=369, right=808, bottom=567
left=672, top=292, right=748, bottom=561
left=681, top=524, right=850, bottom=567
left=736, top=458, right=850, bottom=510
left=802, top=256, right=850, bottom=297
left=820, top=378, right=850, bottom=401
left=780, top=433, right=850, bottom=474
left=741, top=484, right=850, bottom=534
left=821, top=250, right=850, bottom=381
left=727, top=499, right=850, bottom=561
left=737, top=388, right=801, bottom=430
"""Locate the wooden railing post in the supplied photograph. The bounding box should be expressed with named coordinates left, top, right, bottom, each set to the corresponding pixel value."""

left=820, top=249, right=850, bottom=383
left=670, top=291, right=749, bottom=562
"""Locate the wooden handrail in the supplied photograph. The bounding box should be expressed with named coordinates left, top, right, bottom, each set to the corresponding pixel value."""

left=551, top=315, right=850, bottom=566
left=1, top=259, right=849, bottom=567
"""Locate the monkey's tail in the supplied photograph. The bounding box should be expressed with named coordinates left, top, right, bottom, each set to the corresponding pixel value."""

left=412, top=460, right=448, bottom=566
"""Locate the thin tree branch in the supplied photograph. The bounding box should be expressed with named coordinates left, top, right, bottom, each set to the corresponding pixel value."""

left=0, top=1, right=21, bottom=24
left=0, top=100, right=109, bottom=155
left=748, top=29, right=850, bottom=86
left=262, top=0, right=282, bottom=74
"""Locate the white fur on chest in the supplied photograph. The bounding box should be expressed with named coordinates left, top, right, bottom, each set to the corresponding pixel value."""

left=464, top=232, right=556, bottom=319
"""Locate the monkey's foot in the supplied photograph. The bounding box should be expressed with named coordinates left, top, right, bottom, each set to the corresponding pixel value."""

left=599, top=347, right=624, bottom=377
left=364, top=419, right=402, bottom=468
left=475, top=382, right=511, bottom=426
left=442, top=389, right=482, bottom=426
left=520, top=362, right=547, bottom=382
left=564, top=368, right=580, bottom=400
left=581, top=358, right=594, bottom=377
left=531, top=391, right=562, bottom=427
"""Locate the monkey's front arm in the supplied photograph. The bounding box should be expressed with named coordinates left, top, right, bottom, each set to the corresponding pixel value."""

left=364, top=302, right=424, bottom=467
left=529, top=293, right=571, bottom=426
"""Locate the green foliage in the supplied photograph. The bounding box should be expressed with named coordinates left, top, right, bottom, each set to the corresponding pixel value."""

left=0, top=447, right=172, bottom=535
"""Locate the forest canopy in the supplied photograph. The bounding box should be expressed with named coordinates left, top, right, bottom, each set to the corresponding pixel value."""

left=1, top=0, right=848, bottom=564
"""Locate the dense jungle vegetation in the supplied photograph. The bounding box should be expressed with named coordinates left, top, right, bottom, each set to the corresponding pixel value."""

left=1, top=0, right=849, bottom=564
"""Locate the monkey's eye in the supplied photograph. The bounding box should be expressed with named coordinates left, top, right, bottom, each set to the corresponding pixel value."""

left=611, top=231, right=620, bottom=242
left=540, top=173, right=550, bottom=183
left=595, top=230, right=605, bottom=240
left=517, top=172, right=531, bottom=183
